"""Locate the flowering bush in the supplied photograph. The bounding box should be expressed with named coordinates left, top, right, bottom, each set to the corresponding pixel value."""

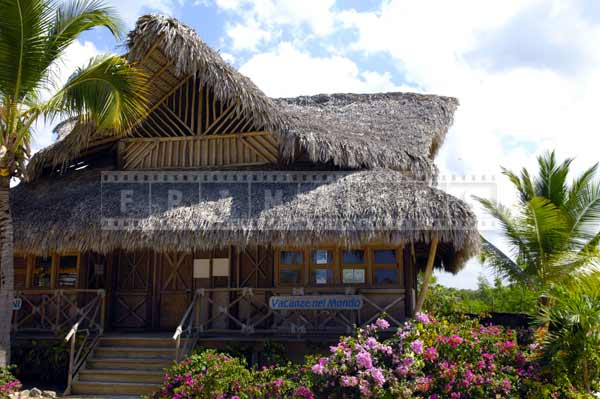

left=153, top=314, right=593, bottom=399
left=151, top=349, right=314, bottom=399
left=0, top=366, right=20, bottom=399
left=310, top=314, right=588, bottom=398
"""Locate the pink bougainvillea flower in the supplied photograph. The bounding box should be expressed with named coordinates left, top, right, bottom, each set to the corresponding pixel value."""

left=415, top=312, right=431, bottom=325
left=424, top=346, right=439, bottom=362
left=375, top=318, right=390, bottom=330
left=411, top=339, right=424, bottom=354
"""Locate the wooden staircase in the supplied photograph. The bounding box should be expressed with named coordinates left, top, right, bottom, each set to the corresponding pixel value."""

left=71, top=335, right=174, bottom=396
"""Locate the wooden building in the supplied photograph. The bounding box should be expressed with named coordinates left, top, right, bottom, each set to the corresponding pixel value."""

left=9, top=15, right=479, bottom=395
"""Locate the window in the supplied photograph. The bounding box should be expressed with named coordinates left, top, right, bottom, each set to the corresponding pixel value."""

left=342, top=249, right=366, bottom=284
left=32, top=256, right=52, bottom=288
left=57, top=255, right=78, bottom=288
left=278, top=250, right=304, bottom=286
left=310, top=250, right=334, bottom=285
left=280, top=251, right=303, bottom=265
left=372, top=249, right=399, bottom=285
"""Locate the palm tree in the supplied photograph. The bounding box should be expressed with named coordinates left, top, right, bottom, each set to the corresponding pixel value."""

left=0, top=0, right=149, bottom=366
left=477, top=151, right=600, bottom=293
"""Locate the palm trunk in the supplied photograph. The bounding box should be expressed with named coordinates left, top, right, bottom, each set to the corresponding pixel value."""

left=0, top=175, right=13, bottom=367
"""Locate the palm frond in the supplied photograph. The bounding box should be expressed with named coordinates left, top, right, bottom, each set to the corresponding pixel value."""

left=0, top=0, right=55, bottom=98
left=475, top=196, right=532, bottom=262
left=479, top=235, right=528, bottom=285
left=568, top=182, right=600, bottom=247
left=535, top=150, right=572, bottom=207
left=519, top=197, right=569, bottom=279
left=501, top=167, right=533, bottom=203
left=44, top=54, right=149, bottom=133
left=46, top=0, right=122, bottom=59
left=567, top=162, right=598, bottom=209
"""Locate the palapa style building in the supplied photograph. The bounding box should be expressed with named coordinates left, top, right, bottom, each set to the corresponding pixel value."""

left=10, top=14, right=478, bottom=395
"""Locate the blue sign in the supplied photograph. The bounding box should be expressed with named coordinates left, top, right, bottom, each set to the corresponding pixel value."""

left=269, top=295, right=363, bottom=310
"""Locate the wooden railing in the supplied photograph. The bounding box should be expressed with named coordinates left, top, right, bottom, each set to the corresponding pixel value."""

left=11, top=289, right=105, bottom=395
left=173, top=290, right=201, bottom=362
left=63, top=291, right=105, bottom=395
left=12, top=289, right=105, bottom=334
left=173, top=287, right=406, bottom=359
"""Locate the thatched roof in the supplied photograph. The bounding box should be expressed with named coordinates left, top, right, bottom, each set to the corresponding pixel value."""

left=127, top=14, right=284, bottom=130
left=11, top=167, right=479, bottom=273
left=276, top=93, right=458, bottom=180
left=26, top=15, right=458, bottom=181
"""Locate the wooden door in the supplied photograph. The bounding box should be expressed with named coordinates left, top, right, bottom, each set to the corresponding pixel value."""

left=157, top=252, right=193, bottom=330
left=239, top=246, right=274, bottom=288
left=112, top=251, right=153, bottom=330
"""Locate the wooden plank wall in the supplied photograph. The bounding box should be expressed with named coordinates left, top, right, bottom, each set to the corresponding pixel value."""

left=120, top=131, right=278, bottom=169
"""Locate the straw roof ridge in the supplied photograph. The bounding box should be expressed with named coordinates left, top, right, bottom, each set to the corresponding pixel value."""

left=11, top=166, right=479, bottom=273
left=275, top=92, right=458, bottom=180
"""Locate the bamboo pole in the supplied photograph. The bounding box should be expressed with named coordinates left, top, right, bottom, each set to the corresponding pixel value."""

left=414, top=236, right=439, bottom=313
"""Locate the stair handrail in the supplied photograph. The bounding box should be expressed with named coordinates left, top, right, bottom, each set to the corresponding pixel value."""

left=173, top=289, right=201, bottom=362
left=64, top=289, right=105, bottom=395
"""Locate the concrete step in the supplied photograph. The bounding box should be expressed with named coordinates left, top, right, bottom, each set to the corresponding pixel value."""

left=86, top=357, right=174, bottom=370
left=94, top=346, right=176, bottom=359
left=79, top=368, right=165, bottom=384
left=72, top=381, right=160, bottom=396
left=99, top=336, right=174, bottom=348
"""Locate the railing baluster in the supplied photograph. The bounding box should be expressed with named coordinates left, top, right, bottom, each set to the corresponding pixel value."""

left=59, top=290, right=105, bottom=396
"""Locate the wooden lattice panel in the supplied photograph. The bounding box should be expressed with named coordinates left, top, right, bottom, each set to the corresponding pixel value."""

left=131, top=74, right=259, bottom=138
left=120, top=132, right=279, bottom=170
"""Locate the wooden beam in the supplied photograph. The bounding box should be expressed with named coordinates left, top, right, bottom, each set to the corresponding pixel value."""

left=141, top=41, right=162, bottom=65
left=414, top=236, right=439, bottom=313
left=121, top=131, right=272, bottom=143
left=205, top=100, right=238, bottom=135
left=162, top=105, right=194, bottom=135
left=240, top=136, right=277, bottom=163
left=150, top=60, right=174, bottom=83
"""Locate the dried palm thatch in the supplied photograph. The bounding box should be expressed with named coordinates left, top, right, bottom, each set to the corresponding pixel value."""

left=11, top=167, right=479, bottom=272
left=276, top=93, right=458, bottom=180
left=26, top=15, right=459, bottom=182
left=127, top=14, right=284, bottom=130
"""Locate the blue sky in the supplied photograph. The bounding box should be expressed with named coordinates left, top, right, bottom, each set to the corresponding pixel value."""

left=36, top=0, right=600, bottom=288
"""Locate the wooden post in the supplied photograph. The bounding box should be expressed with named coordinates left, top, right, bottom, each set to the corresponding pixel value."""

left=414, top=236, right=439, bottom=313
left=99, top=290, right=106, bottom=333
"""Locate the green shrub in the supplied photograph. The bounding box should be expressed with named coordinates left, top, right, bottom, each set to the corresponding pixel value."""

left=12, top=339, right=69, bottom=383
left=537, top=275, right=600, bottom=394
left=0, top=366, right=21, bottom=398
left=150, top=349, right=314, bottom=399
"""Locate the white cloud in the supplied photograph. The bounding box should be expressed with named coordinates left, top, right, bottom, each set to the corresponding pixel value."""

left=238, top=42, right=407, bottom=97
left=215, top=0, right=337, bottom=50
left=226, top=19, right=273, bottom=51
left=105, top=0, right=179, bottom=26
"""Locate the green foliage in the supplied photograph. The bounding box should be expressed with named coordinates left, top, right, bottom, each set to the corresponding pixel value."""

left=219, top=340, right=288, bottom=367
left=423, top=275, right=538, bottom=316
left=477, top=151, right=600, bottom=293
left=0, top=0, right=149, bottom=179
left=537, top=272, right=600, bottom=393
left=151, top=349, right=315, bottom=399
left=12, top=339, right=69, bottom=383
